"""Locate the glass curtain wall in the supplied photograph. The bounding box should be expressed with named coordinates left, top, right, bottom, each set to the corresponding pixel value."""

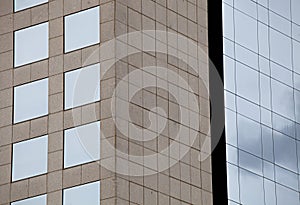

left=222, top=0, right=300, bottom=204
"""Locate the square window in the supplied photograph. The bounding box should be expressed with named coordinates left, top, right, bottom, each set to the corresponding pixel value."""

left=14, top=0, right=48, bottom=12
left=64, top=121, right=100, bottom=168
left=14, top=22, right=49, bottom=67
left=64, top=63, right=100, bottom=109
left=11, top=194, right=47, bottom=205
left=63, top=181, right=100, bottom=205
left=12, top=135, right=48, bottom=181
left=14, top=78, right=48, bottom=123
left=64, top=7, right=100, bottom=52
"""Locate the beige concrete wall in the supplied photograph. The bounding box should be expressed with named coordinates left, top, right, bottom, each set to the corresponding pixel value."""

left=0, top=0, right=211, bottom=204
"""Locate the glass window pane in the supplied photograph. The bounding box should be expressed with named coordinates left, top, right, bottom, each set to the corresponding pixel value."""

left=258, top=5, right=268, bottom=24
left=258, top=22, right=269, bottom=58
left=291, top=0, right=300, bottom=25
left=275, top=165, right=298, bottom=190
left=236, top=97, right=260, bottom=122
left=225, top=90, right=236, bottom=111
left=262, top=126, right=274, bottom=162
left=224, top=38, right=235, bottom=57
left=295, top=90, right=300, bottom=124
left=11, top=194, right=47, bottom=205
left=234, top=0, right=257, bottom=18
left=293, top=40, right=300, bottom=75
left=273, top=131, right=298, bottom=172
left=226, top=144, right=238, bottom=164
left=261, top=107, right=272, bottom=127
left=14, top=0, right=48, bottom=12
left=12, top=135, right=48, bottom=181
left=63, top=181, right=100, bottom=205
left=222, top=4, right=234, bottom=40
left=226, top=164, right=240, bottom=202
left=292, top=23, right=300, bottom=42
left=272, top=112, right=295, bottom=138
left=64, top=63, right=100, bottom=109
left=224, top=56, right=235, bottom=92
left=276, top=184, right=300, bottom=205
left=225, top=109, right=238, bottom=146
left=14, top=22, right=48, bottom=67
left=64, top=121, right=100, bottom=168
left=270, top=28, right=292, bottom=69
left=263, top=160, right=274, bottom=180
left=260, top=74, right=271, bottom=109
left=237, top=114, right=262, bottom=157
left=234, top=10, right=258, bottom=52
left=269, top=0, right=291, bottom=19
left=271, top=79, right=295, bottom=120
left=270, top=62, right=293, bottom=86
left=235, top=44, right=258, bottom=70
left=239, top=150, right=263, bottom=176
left=236, top=62, right=259, bottom=103
left=240, top=169, right=264, bottom=205
left=270, top=11, right=291, bottom=36
left=14, top=78, right=48, bottom=123
left=264, top=179, right=276, bottom=205
left=65, top=7, right=100, bottom=52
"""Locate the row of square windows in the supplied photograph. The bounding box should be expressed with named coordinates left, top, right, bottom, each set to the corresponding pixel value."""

left=13, top=120, right=100, bottom=181
left=12, top=181, right=100, bottom=205
left=14, top=6, right=100, bottom=67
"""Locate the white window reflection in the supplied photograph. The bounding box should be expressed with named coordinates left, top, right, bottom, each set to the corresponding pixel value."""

left=14, top=22, right=48, bottom=67
left=64, top=63, right=100, bottom=109
left=12, top=135, right=48, bottom=181
left=64, top=6, right=100, bottom=52
left=14, top=78, right=48, bottom=123
left=11, top=194, right=47, bottom=205
left=14, top=0, right=48, bottom=12
left=64, top=121, right=100, bottom=168
left=63, top=181, right=100, bottom=205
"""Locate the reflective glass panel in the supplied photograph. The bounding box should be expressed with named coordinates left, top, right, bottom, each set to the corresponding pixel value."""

left=14, top=0, right=48, bottom=12
left=64, top=63, right=100, bottom=109
left=264, top=179, right=276, bottom=205
left=273, top=131, right=298, bottom=172
left=224, top=56, right=235, bottom=92
left=64, top=7, right=100, bottom=52
left=276, top=184, right=300, bottom=205
left=270, top=28, right=292, bottom=69
left=12, top=135, right=48, bottom=181
left=262, top=126, right=274, bottom=162
left=236, top=62, right=259, bottom=103
left=11, top=194, right=47, bottom=205
left=64, top=121, right=100, bottom=168
left=269, top=0, right=291, bottom=19
left=222, top=4, right=234, bottom=40
left=269, top=11, right=291, bottom=36
left=14, top=22, right=48, bottom=67
left=270, top=62, right=293, bottom=86
left=293, top=40, right=300, bottom=74
left=234, top=0, right=257, bottom=18
left=239, top=150, right=263, bottom=176
left=63, top=181, right=100, bottom=205
left=292, top=0, right=300, bottom=25
left=14, top=78, right=48, bottom=123
left=271, top=79, right=295, bottom=120
left=237, top=114, right=262, bottom=157
left=275, top=165, right=298, bottom=190
left=258, top=22, right=269, bottom=58
left=240, top=169, right=264, bottom=205
left=234, top=10, right=258, bottom=52
left=227, top=164, right=240, bottom=202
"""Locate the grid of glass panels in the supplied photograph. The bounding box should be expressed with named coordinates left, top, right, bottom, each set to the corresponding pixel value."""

left=223, top=0, right=300, bottom=204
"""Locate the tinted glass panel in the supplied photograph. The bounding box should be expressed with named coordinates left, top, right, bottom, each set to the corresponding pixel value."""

left=63, top=181, right=100, bottom=205
left=14, top=22, right=48, bottom=67
left=236, top=62, right=259, bottom=103
left=234, top=10, right=258, bottom=52
left=273, top=131, right=298, bottom=172
left=270, top=28, right=292, bottom=68
left=14, top=78, right=48, bottom=123
left=227, top=164, right=240, bottom=202
left=240, top=169, right=264, bottom=205
left=64, top=121, right=100, bottom=168
left=14, top=0, right=48, bottom=12
left=11, top=194, right=47, bottom=205
left=65, top=7, right=100, bottom=52
left=271, top=79, right=295, bottom=120
left=12, top=135, right=48, bottom=181
left=237, top=115, right=262, bottom=157
left=269, top=0, right=291, bottom=19
left=276, top=184, right=300, bottom=205
left=64, top=63, right=100, bottom=109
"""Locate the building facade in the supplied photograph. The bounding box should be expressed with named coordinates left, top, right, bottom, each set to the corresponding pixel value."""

left=0, top=0, right=212, bottom=205
left=222, top=0, right=300, bottom=204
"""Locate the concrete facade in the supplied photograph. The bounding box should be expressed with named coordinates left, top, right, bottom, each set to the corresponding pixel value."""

left=0, top=0, right=211, bottom=204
